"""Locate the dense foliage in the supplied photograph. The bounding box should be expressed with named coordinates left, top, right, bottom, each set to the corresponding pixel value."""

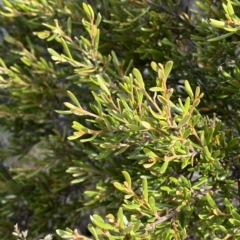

left=1, top=0, right=240, bottom=239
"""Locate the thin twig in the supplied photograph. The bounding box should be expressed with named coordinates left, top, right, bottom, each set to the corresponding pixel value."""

left=147, top=208, right=180, bottom=231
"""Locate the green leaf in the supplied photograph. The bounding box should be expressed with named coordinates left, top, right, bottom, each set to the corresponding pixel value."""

left=64, top=102, right=78, bottom=110
left=184, top=97, right=191, bottom=113
left=122, top=171, right=131, bottom=188
left=229, top=218, right=240, bottom=225
left=95, top=13, right=102, bottom=27
left=94, top=29, right=100, bottom=50
left=125, top=59, right=133, bottom=75
left=192, top=99, right=200, bottom=108
left=140, top=121, right=151, bottom=129
left=133, top=220, right=141, bottom=232
left=181, top=157, right=190, bottom=169
left=161, top=186, right=172, bottom=192
left=143, top=162, right=156, bottom=168
left=159, top=161, right=169, bottom=174
left=68, top=135, right=82, bottom=140
left=143, top=148, right=158, bottom=158
left=141, top=177, right=148, bottom=203
left=80, top=135, right=98, bottom=142
left=164, top=61, right=173, bottom=79
left=148, top=107, right=165, bottom=119
left=157, top=95, right=169, bottom=104
left=227, top=1, right=235, bottom=19
left=88, top=224, right=99, bottom=239
left=206, top=193, right=218, bottom=209
left=195, top=86, right=201, bottom=98
left=123, top=204, right=140, bottom=210
left=227, top=137, right=239, bottom=150
left=61, top=38, right=73, bottom=60
left=149, top=87, right=164, bottom=92
left=203, top=146, right=212, bottom=159
left=91, top=214, right=115, bottom=230
left=55, top=110, right=72, bottom=114
left=207, top=32, right=234, bottom=42
left=170, top=177, right=179, bottom=184
left=67, top=17, right=72, bottom=35
left=184, top=80, right=194, bottom=98
left=133, top=68, right=145, bottom=88
left=209, top=19, right=226, bottom=28
left=182, top=128, right=192, bottom=139
left=72, top=121, right=88, bottom=131
left=67, top=91, right=81, bottom=107
left=149, top=196, right=156, bottom=211
left=56, top=229, right=72, bottom=238
left=100, top=143, right=116, bottom=149
left=192, top=176, right=208, bottom=189
left=96, top=75, right=110, bottom=95
left=111, top=50, right=120, bottom=66
left=82, top=3, right=94, bottom=19
left=113, top=182, right=126, bottom=191
left=178, top=114, right=191, bottom=128
left=117, top=207, right=125, bottom=229
left=150, top=61, right=158, bottom=71
left=71, top=177, right=88, bottom=184
left=162, top=38, right=176, bottom=47
left=231, top=209, right=240, bottom=221
left=48, top=48, right=62, bottom=58
left=80, top=36, right=91, bottom=47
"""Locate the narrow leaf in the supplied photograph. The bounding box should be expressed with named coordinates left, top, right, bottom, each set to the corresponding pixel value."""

left=208, top=32, right=234, bottom=42
left=61, top=38, right=73, bottom=59
left=209, top=19, right=226, bottom=28
left=184, top=80, right=194, bottom=98
left=67, top=91, right=81, bottom=107
left=164, top=61, right=173, bottom=79
left=227, top=1, right=235, bottom=19
left=142, top=177, right=148, bottom=203
left=122, top=171, right=131, bottom=188
left=159, top=161, right=169, bottom=174
left=82, top=3, right=94, bottom=19
left=111, top=50, right=120, bottom=66
left=91, top=215, right=115, bottom=230
left=48, top=48, right=61, bottom=58
left=231, top=209, right=240, bottom=221
left=113, top=182, right=126, bottom=191
left=117, top=207, right=125, bottom=228
left=151, top=61, right=158, bottom=71
left=143, top=148, right=158, bottom=158
left=149, top=196, right=156, bottom=211
left=206, top=193, right=218, bottom=209
left=140, top=121, right=151, bottom=129
left=133, top=68, right=145, bottom=88
left=95, top=13, right=102, bottom=26
left=178, top=114, right=191, bottom=128
left=64, top=102, right=77, bottom=110
left=67, top=17, right=72, bottom=35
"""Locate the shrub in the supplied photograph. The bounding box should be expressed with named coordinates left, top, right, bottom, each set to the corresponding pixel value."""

left=1, top=0, right=240, bottom=239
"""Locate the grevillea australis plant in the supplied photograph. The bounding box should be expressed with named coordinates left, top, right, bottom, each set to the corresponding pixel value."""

left=52, top=3, right=240, bottom=239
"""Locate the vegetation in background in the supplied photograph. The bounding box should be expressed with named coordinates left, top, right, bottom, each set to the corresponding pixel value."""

left=1, top=0, right=240, bottom=239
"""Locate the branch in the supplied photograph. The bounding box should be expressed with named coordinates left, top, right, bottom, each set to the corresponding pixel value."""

left=147, top=208, right=180, bottom=231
